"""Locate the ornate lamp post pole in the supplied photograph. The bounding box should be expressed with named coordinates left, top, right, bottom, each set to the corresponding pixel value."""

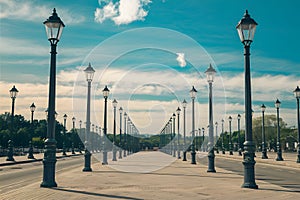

left=228, top=116, right=233, bottom=155
left=119, top=107, right=123, bottom=159
left=102, top=85, right=110, bottom=165
left=71, top=117, right=76, bottom=154
left=124, top=112, right=127, bottom=157
left=28, top=103, right=36, bottom=159
left=261, top=104, right=268, bottom=159
left=82, top=63, right=95, bottom=172
left=221, top=119, right=225, bottom=154
left=112, top=99, right=118, bottom=161
left=205, top=64, right=216, bottom=172
left=236, top=10, right=258, bottom=189
left=172, top=113, right=176, bottom=157
left=275, top=99, right=284, bottom=161
left=215, top=122, right=219, bottom=154
left=237, top=114, right=242, bottom=156
left=182, top=99, right=187, bottom=161
left=41, top=8, right=65, bottom=188
left=294, top=86, right=300, bottom=163
left=62, top=114, right=67, bottom=156
left=176, top=107, right=181, bottom=159
left=190, top=86, right=197, bottom=164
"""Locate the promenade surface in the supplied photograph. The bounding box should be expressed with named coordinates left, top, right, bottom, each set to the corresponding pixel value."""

left=1, top=151, right=299, bottom=200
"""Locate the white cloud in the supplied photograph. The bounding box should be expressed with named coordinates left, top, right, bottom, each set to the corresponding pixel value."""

left=94, top=0, right=151, bottom=25
left=176, top=53, right=187, bottom=67
left=0, top=0, right=85, bottom=24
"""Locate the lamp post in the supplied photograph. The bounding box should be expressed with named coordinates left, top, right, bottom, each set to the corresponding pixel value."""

left=71, top=117, right=76, bottom=154
left=176, top=107, right=181, bottom=159
left=236, top=10, right=258, bottom=189
left=41, top=8, right=65, bottom=188
left=190, top=86, right=197, bottom=164
left=79, top=120, right=82, bottom=153
left=172, top=113, right=176, bottom=157
left=82, top=63, right=95, bottom=172
left=205, top=64, right=216, bottom=172
left=62, top=114, right=67, bottom=156
left=237, top=114, right=242, bottom=156
left=294, top=86, right=300, bottom=163
left=275, top=99, right=284, bottom=161
left=102, top=85, right=110, bottom=165
left=221, top=119, right=225, bottom=154
left=112, top=99, right=118, bottom=161
left=215, top=122, right=219, bottom=154
left=124, top=112, right=127, bottom=157
left=261, top=104, right=268, bottom=159
left=228, top=116, right=233, bottom=155
left=182, top=99, right=187, bottom=161
left=28, top=103, right=36, bottom=159
left=119, top=107, right=123, bottom=159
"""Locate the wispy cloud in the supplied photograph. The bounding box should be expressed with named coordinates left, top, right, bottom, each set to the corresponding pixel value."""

left=0, top=0, right=85, bottom=24
left=94, top=0, right=151, bottom=25
left=176, top=53, right=186, bottom=67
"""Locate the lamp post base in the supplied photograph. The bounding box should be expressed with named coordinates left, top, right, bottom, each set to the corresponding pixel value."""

left=207, top=149, right=216, bottom=173
left=191, top=151, right=196, bottom=164
left=182, top=151, right=187, bottom=161
left=102, top=151, right=108, bottom=165
left=261, top=150, right=268, bottom=159
left=82, top=149, right=92, bottom=172
left=112, top=150, right=117, bottom=161
left=276, top=148, right=284, bottom=161
left=40, top=138, right=57, bottom=188
left=241, top=141, right=258, bottom=189
left=119, top=149, right=122, bottom=159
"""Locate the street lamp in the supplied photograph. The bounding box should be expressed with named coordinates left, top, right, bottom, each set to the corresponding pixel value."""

left=71, top=117, right=76, bottom=154
left=112, top=99, right=118, bottom=161
left=79, top=120, right=82, bottom=153
left=275, top=99, right=284, bottom=161
left=82, top=63, right=95, bottom=172
left=261, top=104, right=268, bottom=159
left=28, top=103, right=36, bottom=159
left=124, top=112, right=127, bottom=157
left=236, top=10, right=258, bottom=189
left=237, top=114, right=242, bottom=156
left=205, top=64, right=216, bottom=172
left=119, top=107, right=123, bottom=159
left=294, top=86, right=300, bottom=163
left=215, top=122, right=219, bottom=154
left=10, top=85, right=19, bottom=118
left=182, top=100, right=187, bottom=161
left=172, top=113, right=176, bottom=157
left=221, top=119, right=225, bottom=154
left=190, top=86, right=197, bottom=164
left=62, top=114, right=67, bottom=156
left=102, top=85, right=110, bottom=165
left=41, top=8, right=65, bottom=188
left=202, top=127, right=205, bottom=152
left=176, top=107, right=181, bottom=159
left=228, top=116, right=233, bottom=155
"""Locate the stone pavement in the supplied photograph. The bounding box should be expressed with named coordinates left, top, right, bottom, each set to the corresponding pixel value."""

left=1, top=151, right=299, bottom=200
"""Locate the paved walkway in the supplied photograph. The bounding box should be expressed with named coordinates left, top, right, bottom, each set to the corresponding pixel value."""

left=1, top=151, right=299, bottom=200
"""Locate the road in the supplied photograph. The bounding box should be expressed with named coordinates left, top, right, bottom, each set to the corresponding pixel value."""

left=0, top=155, right=84, bottom=194
left=199, top=155, right=300, bottom=192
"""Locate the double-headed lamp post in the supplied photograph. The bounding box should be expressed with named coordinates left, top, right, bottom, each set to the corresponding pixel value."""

left=205, top=64, right=216, bottom=172
left=261, top=104, right=268, bottom=159
left=102, top=85, right=110, bottom=165
left=294, top=86, right=300, bottom=163
left=119, top=107, right=123, bottom=159
left=237, top=114, right=242, bottom=156
left=28, top=103, right=36, bottom=159
left=176, top=107, right=181, bottom=159
left=236, top=10, right=258, bottom=189
left=275, top=99, right=284, bottom=161
left=112, top=99, right=118, bottom=161
left=82, top=63, right=95, bottom=172
left=182, top=99, right=187, bottom=161
left=190, top=86, right=197, bottom=164
left=41, top=8, right=65, bottom=188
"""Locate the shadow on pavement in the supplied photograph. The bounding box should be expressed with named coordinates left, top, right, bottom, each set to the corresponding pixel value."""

left=51, top=187, right=143, bottom=200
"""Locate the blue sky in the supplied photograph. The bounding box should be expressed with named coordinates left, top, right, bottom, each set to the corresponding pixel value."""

left=0, top=0, right=299, bottom=134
